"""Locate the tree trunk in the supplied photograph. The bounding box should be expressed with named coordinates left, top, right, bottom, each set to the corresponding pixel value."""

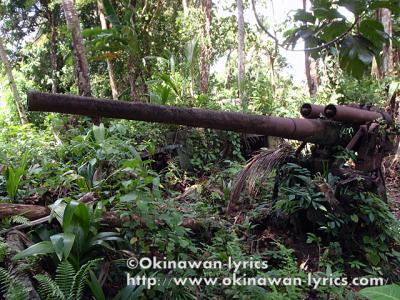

left=128, top=56, right=140, bottom=100
left=97, top=0, right=119, bottom=99
left=199, top=0, right=212, bottom=94
left=45, top=3, right=59, bottom=93
left=303, top=0, right=318, bottom=97
left=61, top=0, right=91, bottom=97
left=182, top=0, right=189, bottom=16
left=50, top=15, right=58, bottom=93
left=0, top=36, right=28, bottom=125
left=305, top=54, right=318, bottom=97
left=379, top=8, right=393, bottom=77
left=236, top=0, right=246, bottom=109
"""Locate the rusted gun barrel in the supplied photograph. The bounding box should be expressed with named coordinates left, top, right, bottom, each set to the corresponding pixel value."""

left=300, top=104, right=325, bottom=119
left=27, top=91, right=342, bottom=145
left=324, top=104, right=392, bottom=124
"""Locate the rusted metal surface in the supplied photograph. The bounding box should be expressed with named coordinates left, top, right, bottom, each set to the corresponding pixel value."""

left=300, top=103, right=325, bottom=119
left=324, top=104, right=392, bottom=124
left=28, top=91, right=342, bottom=145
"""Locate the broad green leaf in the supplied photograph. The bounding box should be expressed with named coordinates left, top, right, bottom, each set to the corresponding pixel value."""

left=87, top=271, right=106, bottom=300
left=120, top=191, right=137, bottom=202
left=388, top=82, right=400, bottom=99
left=159, top=74, right=179, bottom=95
left=50, top=233, right=75, bottom=261
left=337, top=0, right=367, bottom=14
left=321, top=20, right=350, bottom=41
left=370, top=1, right=400, bottom=14
left=13, top=241, right=55, bottom=260
left=313, top=7, right=344, bottom=20
left=358, top=48, right=374, bottom=64
left=82, top=27, right=103, bottom=38
left=113, top=285, right=145, bottom=300
left=73, top=203, right=91, bottom=236
left=63, top=200, right=80, bottom=232
left=102, top=0, right=122, bottom=29
left=359, top=20, right=387, bottom=48
left=93, top=123, right=105, bottom=143
left=367, top=252, right=381, bottom=265
left=293, top=9, right=316, bottom=23
left=359, top=284, right=400, bottom=300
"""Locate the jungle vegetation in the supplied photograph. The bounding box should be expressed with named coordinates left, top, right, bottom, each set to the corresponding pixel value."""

left=0, top=0, right=400, bottom=299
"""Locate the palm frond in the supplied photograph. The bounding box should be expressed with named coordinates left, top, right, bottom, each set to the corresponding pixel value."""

left=228, top=143, right=292, bottom=214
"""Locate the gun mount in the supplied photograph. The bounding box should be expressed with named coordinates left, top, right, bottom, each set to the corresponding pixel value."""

left=27, top=91, right=396, bottom=202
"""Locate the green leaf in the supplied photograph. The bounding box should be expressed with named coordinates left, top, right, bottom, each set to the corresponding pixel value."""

left=359, top=20, right=387, bottom=48
left=63, top=200, right=80, bottom=232
left=82, top=27, right=103, bottom=38
left=102, top=0, right=121, bottom=29
left=120, top=191, right=137, bottom=202
left=73, top=203, right=91, bottom=236
left=359, top=284, right=400, bottom=300
left=339, top=35, right=376, bottom=78
left=367, top=252, right=381, bottom=265
left=350, top=214, right=359, bottom=223
left=370, top=1, right=400, bottom=14
left=159, top=74, right=179, bottom=95
left=13, top=241, right=55, bottom=260
left=337, top=0, right=367, bottom=14
left=50, top=233, right=75, bottom=261
left=358, top=47, right=374, bottom=64
left=388, top=82, right=400, bottom=99
left=93, top=123, right=105, bottom=143
left=113, top=285, right=145, bottom=300
left=293, top=9, right=316, bottom=23
left=321, top=20, right=350, bottom=41
left=87, top=271, right=106, bottom=300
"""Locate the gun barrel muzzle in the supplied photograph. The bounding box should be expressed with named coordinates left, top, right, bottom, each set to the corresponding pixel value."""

left=324, top=104, right=392, bottom=124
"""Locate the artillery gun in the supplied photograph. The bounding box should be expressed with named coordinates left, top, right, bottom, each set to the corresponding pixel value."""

left=27, top=91, right=396, bottom=210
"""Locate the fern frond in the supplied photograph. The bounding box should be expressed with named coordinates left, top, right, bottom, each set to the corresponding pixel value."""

left=0, top=237, right=8, bottom=262
left=0, top=267, right=31, bottom=300
left=10, top=215, right=30, bottom=225
left=34, top=274, right=66, bottom=300
left=68, top=258, right=102, bottom=300
left=0, top=266, right=12, bottom=294
left=5, top=283, right=31, bottom=300
left=55, top=260, right=75, bottom=296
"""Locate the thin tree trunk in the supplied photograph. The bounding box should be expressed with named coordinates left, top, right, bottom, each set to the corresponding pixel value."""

left=379, top=8, right=393, bottom=77
left=97, top=0, right=119, bottom=99
left=47, top=6, right=59, bottom=93
left=61, top=0, right=91, bottom=97
left=128, top=56, right=140, bottom=100
left=0, top=37, right=28, bottom=125
left=236, top=0, right=246, bottom=109
left=303, top=0, right=318, bottom=97
left=182, top=0, right=189, bottom=16
left=224, top=50, right=232, bottom=88
left=305, top=57, right=318, bottom=97
left=200, top=0, right=212, bottom=94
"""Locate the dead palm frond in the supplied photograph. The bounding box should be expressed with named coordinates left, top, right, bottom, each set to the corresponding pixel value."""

left=227, top=143, right=292, bottom=214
